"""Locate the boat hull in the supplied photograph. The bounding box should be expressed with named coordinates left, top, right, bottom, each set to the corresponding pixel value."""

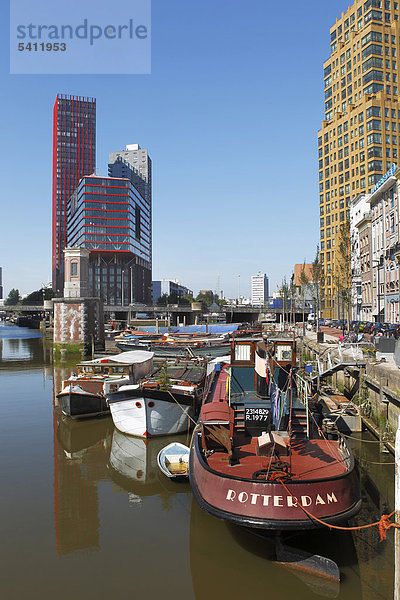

left=109, top=395, right=194, bottom=438
left=189, top=432, right=361, bottom=531
left=57, top=391, right=109, bottom=419
left=116, top=341, right=230, bottom=358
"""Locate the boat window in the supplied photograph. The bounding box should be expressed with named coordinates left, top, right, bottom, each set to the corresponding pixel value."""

left=276, top=345, right=293, bottom=362
left=234, top=344, right=251, bottom=362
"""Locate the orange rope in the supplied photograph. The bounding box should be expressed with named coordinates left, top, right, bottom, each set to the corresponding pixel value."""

left=278, top=479, right=400, bottom=541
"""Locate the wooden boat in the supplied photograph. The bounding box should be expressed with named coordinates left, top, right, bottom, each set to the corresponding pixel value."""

left=107, top=357, right=207, bottom=438
left=157, top=442, right=190, bottom=478
left=57, top=351, right=154, bottom=419
left=189, top=334, right=361, bottom=531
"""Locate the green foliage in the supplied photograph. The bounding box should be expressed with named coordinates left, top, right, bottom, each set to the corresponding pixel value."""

left=334, top=222, right=352, bottom=322
left=5, top=288, right=20, bottom=306
left=157, top=364, right=171, bottom=390
left=22, top=288, right=54, bottom=305
left=300, top=262, right=309, bottom=286
left=157, top=293, right=169, bottom=306
left=310, top=246, right=323, bottom=321
left=195, top=291, right=223, bottom=306
left=156, top=291, right=191, bottom=306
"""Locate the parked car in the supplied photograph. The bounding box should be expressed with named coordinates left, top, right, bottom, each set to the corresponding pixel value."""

left=372, top=322, right=389, bottom=335
left=388, top=324, right=400, bottom=339
left=363, top=322, right=375, bottom=334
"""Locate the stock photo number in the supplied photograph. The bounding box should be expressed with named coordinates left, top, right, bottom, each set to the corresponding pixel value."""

left=18, top=42, right=67, bottom=51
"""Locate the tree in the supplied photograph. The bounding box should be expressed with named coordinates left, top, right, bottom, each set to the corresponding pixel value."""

left=5, top=288, right=20, bottom=306
left=195, top=291, right=214, bottom=307
left=21, top=287, right=54, bottom=305
left=289, top=277, right=297, bottom=325
left=157, top=293, right=169, bottom=306
left=280, top=277, right=289, bottom=325
left=310, top=246, right=324, bottom=327
left=299, top=262, right=310, bottom=334
left=334, top=221, right=351, bottom=327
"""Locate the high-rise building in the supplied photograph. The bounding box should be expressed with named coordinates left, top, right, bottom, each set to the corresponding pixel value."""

left=52, top=94, right=96, bottom=294
left=67, top=175, right=152, bottom=305
left=0, top=267, right=3, bottom=300
left=108, top=144, right=152, bottom=204
left=152, top=279, right=192, bottom=304
left=318, top=0, right=400, bottom=318
left=251, top=273, right=269, bottom=305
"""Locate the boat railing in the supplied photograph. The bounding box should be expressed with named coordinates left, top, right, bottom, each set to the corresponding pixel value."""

left=338, top=433, right=353, bottom=468
left=295, top=374, right=310, bottom=438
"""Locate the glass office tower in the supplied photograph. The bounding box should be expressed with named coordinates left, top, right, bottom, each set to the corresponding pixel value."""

left=52, top=94, right=96, bottom=294
left=67, top=175, right=152, bottom=305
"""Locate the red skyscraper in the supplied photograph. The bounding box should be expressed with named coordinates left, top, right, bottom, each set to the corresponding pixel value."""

left=52, top=94, right=96, bottom=294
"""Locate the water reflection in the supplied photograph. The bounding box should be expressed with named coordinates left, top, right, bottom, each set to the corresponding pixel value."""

left=350, top=436, right=395, bottom=600
left=54, top=412, right=113, bottom=555
left=0, top=326, right=398, bottom=600
left=0, top=325, right=51, bottom=369
left=108, top=430, right=191, bottom=504
left=0, top=337, right=33, bottom=361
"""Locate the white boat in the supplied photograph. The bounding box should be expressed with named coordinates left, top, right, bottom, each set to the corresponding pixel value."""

left=157, top=442, right=190, bottom=478
left=57, top=351, right=154, bottom=419
left=107, top=357, right=207, bottom=438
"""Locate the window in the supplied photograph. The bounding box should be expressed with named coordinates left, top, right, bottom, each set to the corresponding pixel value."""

left=366, top=106, right=381, bottom=118
left=71, top=262, right=78, bottom=277
left=362, top=44, right=383, bottom=60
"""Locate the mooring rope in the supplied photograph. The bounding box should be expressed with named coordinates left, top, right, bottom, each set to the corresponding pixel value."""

left=277, top=479, right=400, bottom=541
left=167, top=390, right=198, bottom=426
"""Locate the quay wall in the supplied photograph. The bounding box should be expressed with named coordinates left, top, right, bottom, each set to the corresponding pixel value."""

left=301, top=338, right=400, bottom=447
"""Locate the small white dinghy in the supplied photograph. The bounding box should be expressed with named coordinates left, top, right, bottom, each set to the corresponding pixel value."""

left=157, top=442, right=190, bottom=479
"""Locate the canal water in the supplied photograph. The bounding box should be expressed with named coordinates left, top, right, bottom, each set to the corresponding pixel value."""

left=0, top=324, right=396, bottom=600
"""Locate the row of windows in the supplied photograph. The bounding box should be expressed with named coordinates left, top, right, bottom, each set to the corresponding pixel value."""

left=319, top=108, right=400, bottom=146
left=319, top=126, right=400, bottom=157
left=325, top=54, right=396, bottom=88
left=331, top=1, right=395, bottom=42
left=332, top=17, right=398, bottom=52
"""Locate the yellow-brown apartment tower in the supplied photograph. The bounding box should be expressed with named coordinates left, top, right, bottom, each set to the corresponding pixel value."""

left=319, top=0, right=400, bottom=318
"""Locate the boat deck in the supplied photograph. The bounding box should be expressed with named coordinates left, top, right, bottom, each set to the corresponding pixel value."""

left=204, top=363, right=349, bottom=482
left=206, top=436, right=348, bottom=481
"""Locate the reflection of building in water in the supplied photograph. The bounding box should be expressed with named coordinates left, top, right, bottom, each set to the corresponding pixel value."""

left=351, top=441, right=395, bottom=600
left=53, top=368, right=112, bottom=555
left=0, top=336, right=52, bottom=366
left=0, top=338, right=33, bottom=362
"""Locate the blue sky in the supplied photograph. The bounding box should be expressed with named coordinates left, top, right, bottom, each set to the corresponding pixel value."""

left=0, top=0, right=349, bottom=299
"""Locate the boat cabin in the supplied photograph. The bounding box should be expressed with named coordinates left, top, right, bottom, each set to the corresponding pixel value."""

left=225, top=334, right=297, bottom=438
left=75, top=351, right=154, bottom=381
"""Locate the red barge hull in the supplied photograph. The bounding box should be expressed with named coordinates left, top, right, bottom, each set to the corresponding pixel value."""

left=189, top=432, right=361, bottom=531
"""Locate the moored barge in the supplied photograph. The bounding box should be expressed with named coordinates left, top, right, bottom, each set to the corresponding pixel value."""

left=189, top=334, right=361, bottom=530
